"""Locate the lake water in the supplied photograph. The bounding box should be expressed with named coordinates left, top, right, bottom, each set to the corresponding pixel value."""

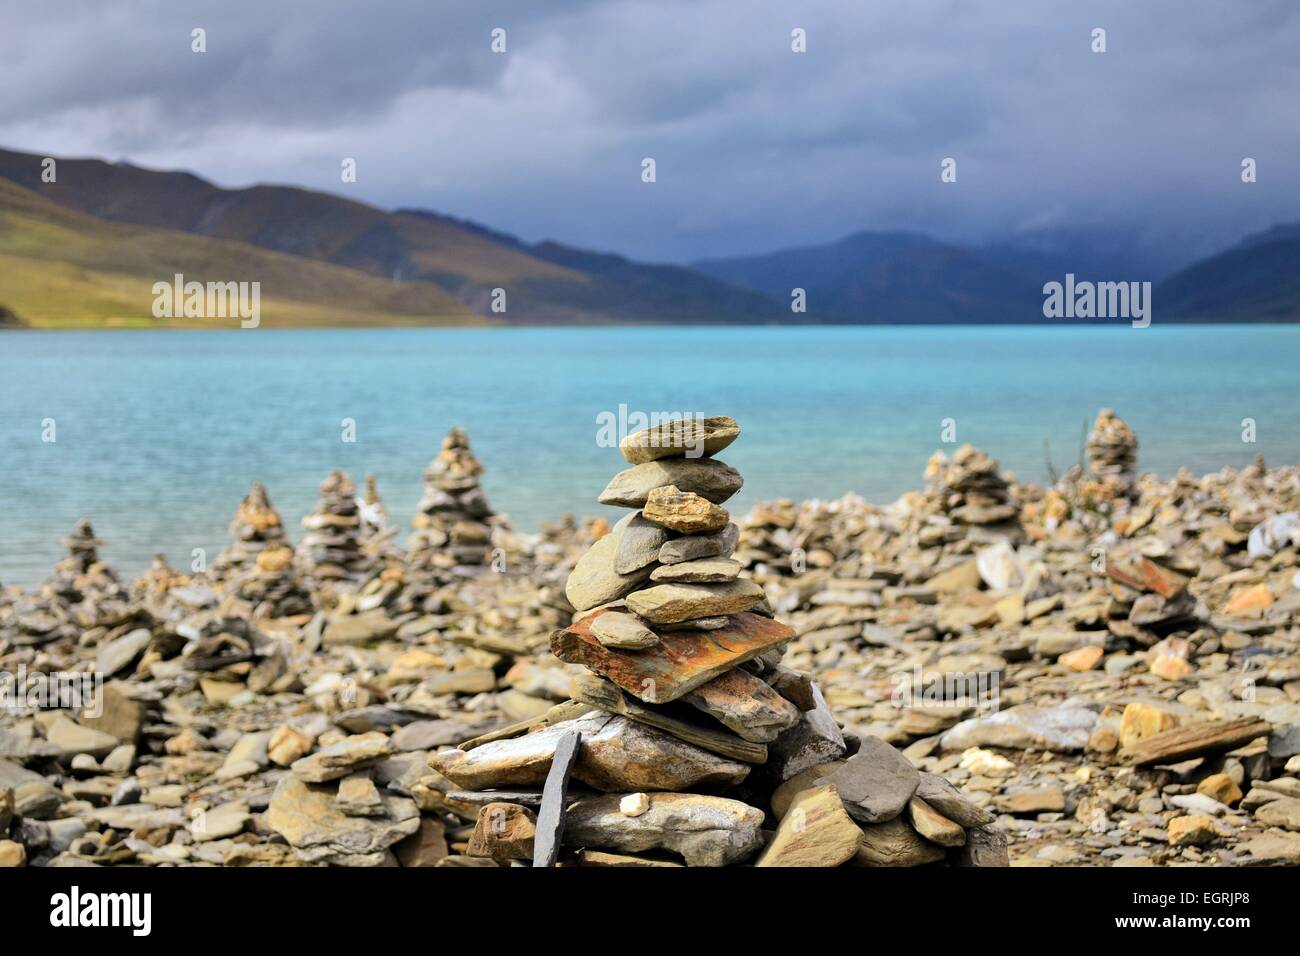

left=1, top=325, right=1297, bottom=586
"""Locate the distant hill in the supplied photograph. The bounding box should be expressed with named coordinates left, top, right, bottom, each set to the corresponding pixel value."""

left=0, top=147, right=784, bottom=325
left=697, top=225, right=1300, bottom=324
left=1157, top=224, right=1300, bottom=322
left=2, top=145, right=1295, bottom=327
left=0, top=178, right=480, bottom=327
left=978, top=225, right=1186, bottom=287
left=695, top=230, right=1044, bottom=323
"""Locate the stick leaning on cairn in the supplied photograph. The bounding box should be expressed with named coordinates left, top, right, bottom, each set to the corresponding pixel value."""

left=428, top=416, right=1006, bottom=867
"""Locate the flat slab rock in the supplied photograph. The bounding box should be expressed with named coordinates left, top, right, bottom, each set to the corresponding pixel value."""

left=600, top=458, right=743, bottom=508
left=552, top=610, right=794, bottom=704
left=428, top=713, right=750, bottom=792
left=641, top=486, right=731, bottom=535
left=682, top=666, right=801, bottom=743
left=589, top=611, right=659, bottom=649
left=659, top=523, right=739, bottom=565
left=650, top=558, right=741, bottom=583
left=855, top=817, right=946, bottom=867
left=267, top=775, right=420, bottom=866
left=618, top=416, right=741, bottom=465
left=291, top=732, right=393, bottom=783
left=564, top=791, right=763, bottom=866
left=939, top=702, right=1099, bottom=753
left=626, top=578, right=764, bottom=625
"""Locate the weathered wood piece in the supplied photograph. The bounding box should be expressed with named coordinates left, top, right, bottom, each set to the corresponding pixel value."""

left=1121, top=718, right=1271, bottom=766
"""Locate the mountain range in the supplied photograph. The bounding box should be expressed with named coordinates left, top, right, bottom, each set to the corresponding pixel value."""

left=0, top=146, right=1296, bottom=327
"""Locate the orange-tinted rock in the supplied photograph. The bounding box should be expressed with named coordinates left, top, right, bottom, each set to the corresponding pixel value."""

left=1060, top=645, right=1104, bottom=671
left=1223, top=583, right=1273, bottom=615
left=1105, top=557, right=1186, bottom=598
left=551, top=610, right=794, bottom=704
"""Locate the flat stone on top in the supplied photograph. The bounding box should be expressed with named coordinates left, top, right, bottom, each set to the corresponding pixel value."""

left=619, top=416, right=740, bottom=465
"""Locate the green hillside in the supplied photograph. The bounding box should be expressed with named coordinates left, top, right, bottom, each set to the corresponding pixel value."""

left=0, top=179, right=484, bottom=328
left=0, top=147, right=784, bottom=325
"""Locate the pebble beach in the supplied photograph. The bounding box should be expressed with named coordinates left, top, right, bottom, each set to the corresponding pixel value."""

left=2, top=410, right=1299, bottom=869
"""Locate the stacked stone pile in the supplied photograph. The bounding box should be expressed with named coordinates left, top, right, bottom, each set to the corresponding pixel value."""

left=297, top=470, right=373, bottom=593
left=358, top=474, right=403, bottom=565
left=214, top=483, right=312, bottom=619
left=405, top=429, right=512, bottom=609
left=1085, top=407, right=1141, bottom=501
left=0, top=520, right=134, bottom=646
left=923, top=444, right=1020, bottom=534
left=129, top=554, right=216, bottom=623
left=423, top=416, right=1005, bottom=867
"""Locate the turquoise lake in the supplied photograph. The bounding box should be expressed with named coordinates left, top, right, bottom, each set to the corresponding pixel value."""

left=1, top=325, right=1297, bottom=586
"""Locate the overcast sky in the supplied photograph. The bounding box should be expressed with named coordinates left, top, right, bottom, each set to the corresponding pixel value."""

left=1, top=0, right=1297, bottom=263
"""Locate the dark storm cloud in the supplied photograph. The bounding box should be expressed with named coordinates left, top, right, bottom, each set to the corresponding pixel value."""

left=1, top=0, right=1297, bottom=262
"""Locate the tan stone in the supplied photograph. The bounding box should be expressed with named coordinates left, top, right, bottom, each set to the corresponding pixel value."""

left=387, top=649, right=445, bottom=682
left=1168, top=815, right=1219, bottom=847
left=564, top=527, right=657, bottom=612
left=770, top=761, right=846, bottom=818
left=1087, top=725, right=1120, bottom=754
left=994, top=593, right=1025, bottom=625
left=1223, top=582, right=1273, bottom=615
left=907, top=796, right=966, bottom=847
left=1197, top=773, right=1242, bottom=806
left=994, top=786, right=1065, bottom=815
left=1151, top=655, right=1194, bottom=680
left=756, top=785, right=862, bottom=867
left=429, top=713, right=750, bottom=792
left=268, top=725, right=313, bottom=767
left=390, top=816, right=452, bottom=868
left=0, top=840, right=26, bottom=867
left=642, top=486, right=729, bottom=535
left=266, top=775, right=420, bottom=866
left=1060, top=644, right=1104, bottom=671
left=590, top=611, right=659, bottom=650
left=600, top=459, right=743, bottom=508
left=926, top=559, right=981, bottom=594
left=650, top=558, right=742, bottom=583
left=681, top=666, right=801, bottom=743
left=291, top=731, right=392, bottom=783
left=256, top=546, right=293, bottom=572
left=626, top=579, right=764, bottom=625
left=564, top=792, right=763, bottom=867
left=855, top=817, right=946, bottom=866
left=618, top=416, right=740, bottom=464
left=466, top=803, right=536, bottom=860
left=577, top=850, right=683, bottom=867
left=1119, top=702, right=1181, bottom=750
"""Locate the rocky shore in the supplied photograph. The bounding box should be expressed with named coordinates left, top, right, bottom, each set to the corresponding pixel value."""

left=1, top=412, right=1298, bottom=868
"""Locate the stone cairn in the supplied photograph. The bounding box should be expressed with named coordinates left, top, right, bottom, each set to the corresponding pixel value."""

left=297, top=470, right=373, bottom=594
left=358, top=474, right=402, bottom=564
left=215, top=482, right=312, bottom=619
left=1085, top=407, right=1140, bottom=500
left=426, top=416, right=1006, bottom=867
left=921, top=444, right=1022, bottom=545
left=405, top=428, right=505, bottom=606
left=1, top=519, right=133, bottom=645
left=129, top=553, right=215, bottom=622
